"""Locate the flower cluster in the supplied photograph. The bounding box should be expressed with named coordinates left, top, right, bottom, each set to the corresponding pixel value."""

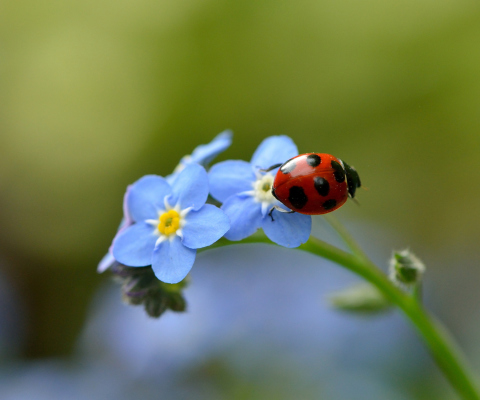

left=98, top=131, right=232, bottom=274
left=99, top=132, right=313, bottom=316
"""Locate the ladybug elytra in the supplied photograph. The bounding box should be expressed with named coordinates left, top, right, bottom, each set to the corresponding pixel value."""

left=269, top=153, right=361, bottom=216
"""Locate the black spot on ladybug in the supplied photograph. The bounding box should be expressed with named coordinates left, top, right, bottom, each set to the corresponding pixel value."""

left=280, top=159, right=296, bottom=175
left=288, top=186, right=308, bottom=209
left=323, top=199, right=337, bottom=210
left=313, top=176, right=330, bottom=196
left=306, top=154, right=321, bottom=167
left=331, top=160, right=345, bottom=183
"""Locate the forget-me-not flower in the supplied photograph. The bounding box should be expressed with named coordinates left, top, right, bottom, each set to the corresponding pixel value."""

left=208, top=136, right=312, bottom=248
left=98, top=130, right=232, bottom=273
left=166, top=130, right=232, bottom=184
left=112, top=163, right=230, bottom=283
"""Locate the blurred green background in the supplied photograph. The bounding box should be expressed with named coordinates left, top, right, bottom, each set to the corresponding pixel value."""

left=1, top=0, right=480, bottom=397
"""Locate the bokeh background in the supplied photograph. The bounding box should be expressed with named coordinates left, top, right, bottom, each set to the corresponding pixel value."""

left=1, top=0, right=480, bottom=398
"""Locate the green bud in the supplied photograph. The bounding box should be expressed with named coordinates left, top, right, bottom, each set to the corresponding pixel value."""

left=389, top=249, right=425, bottom=287
left=328, top=282, right=392, bottom=314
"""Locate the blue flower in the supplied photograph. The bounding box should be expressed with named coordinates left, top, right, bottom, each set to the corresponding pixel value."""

left=98, top=130, right=232, bottom=273
left=166, top=130, right=232, bottom=184
left=112, top=163, right=230, bottom=283
left=208, top=136, right=312, bottom=248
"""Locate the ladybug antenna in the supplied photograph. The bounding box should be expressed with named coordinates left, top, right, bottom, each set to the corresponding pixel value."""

left=351, top=197, right=360, bottom=206
left=259, top=163, right=282, bottom=173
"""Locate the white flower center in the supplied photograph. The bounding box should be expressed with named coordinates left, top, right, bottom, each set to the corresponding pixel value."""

left=253, top=173, right=275, bottom=203
left=252, top=173, right=276, bottom=214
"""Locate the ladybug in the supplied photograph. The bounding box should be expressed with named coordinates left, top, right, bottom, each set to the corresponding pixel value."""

left=267, top=153, right=361, bottom=216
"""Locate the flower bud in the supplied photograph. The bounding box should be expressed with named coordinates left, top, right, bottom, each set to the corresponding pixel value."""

left=389, top=249, right=425, bottom=287
left=144, top=291, right=169, bottom=318
left=328, top=282, right=391, bottom=314
left=109, top=263, right=188, bottom=318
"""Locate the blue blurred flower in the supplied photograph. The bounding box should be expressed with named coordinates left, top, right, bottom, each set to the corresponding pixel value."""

left=81, top=238, right=412, bottom=398
left=98, top=130, right=232, bottom=273
left=112, top=164, right=230, bottom=283
left=166, top=129, right=232, bottom=184
left=208, top=136, right=311, bottom=248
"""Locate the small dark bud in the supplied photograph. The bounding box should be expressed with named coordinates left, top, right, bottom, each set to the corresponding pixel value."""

left=122, top=290, right=147, bottom=305
left=144, top=290, right=169, bottom=318
left=109, top=263, right=189, bottom=318
left=167, top=292, right=187, bottom=312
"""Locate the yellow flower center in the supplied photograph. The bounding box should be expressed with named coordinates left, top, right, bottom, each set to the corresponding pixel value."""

left=158, top=209, right=181, bottom=236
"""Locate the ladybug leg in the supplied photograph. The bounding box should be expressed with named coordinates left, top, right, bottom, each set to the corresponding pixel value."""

left=268, top=206, right=295, bottom=222
left=268, top=207, right=275, bottom=221
left=259, top=163, right=282, bottom=173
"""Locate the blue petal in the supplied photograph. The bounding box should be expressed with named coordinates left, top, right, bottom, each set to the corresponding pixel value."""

left=165, top=131, right=233, bottom=185
left=181, top=204, right=230, bottom=249
left=250, top=136, right=298, bottom=169
left=208, top=160, right=255, bottom=202
left=97, top=251, right=115, bottom=273
left=122, top=185, right=134, bottom=226
left=97, top=216, right=132, bottom=273
left=127, top=175, right=172, bottom=222
left=152, top=236, right=196, bottom=283
left=112, top=222, right=157, bottom=267
left=190, top=130, right=233, bottom=166
left=170, top=163, right=209, bottom=211
left=165, top=172, right=178, bottom=185
left=261, top=211, right=312, bottom=248
left=221, top=194, right=263, bottom=240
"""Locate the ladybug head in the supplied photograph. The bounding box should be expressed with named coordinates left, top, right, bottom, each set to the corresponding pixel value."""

left=341, top=160, right=361, bottom=198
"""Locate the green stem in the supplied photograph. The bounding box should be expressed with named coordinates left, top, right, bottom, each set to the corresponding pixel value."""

left=300, top=236, right=479, bottom=400
left=206, top=234, right=479, bottom=399
left=323, top=214, right=370, bottom=262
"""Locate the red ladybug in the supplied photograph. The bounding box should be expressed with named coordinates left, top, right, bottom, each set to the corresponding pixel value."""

left=269, top=153, right=361, bottom=215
